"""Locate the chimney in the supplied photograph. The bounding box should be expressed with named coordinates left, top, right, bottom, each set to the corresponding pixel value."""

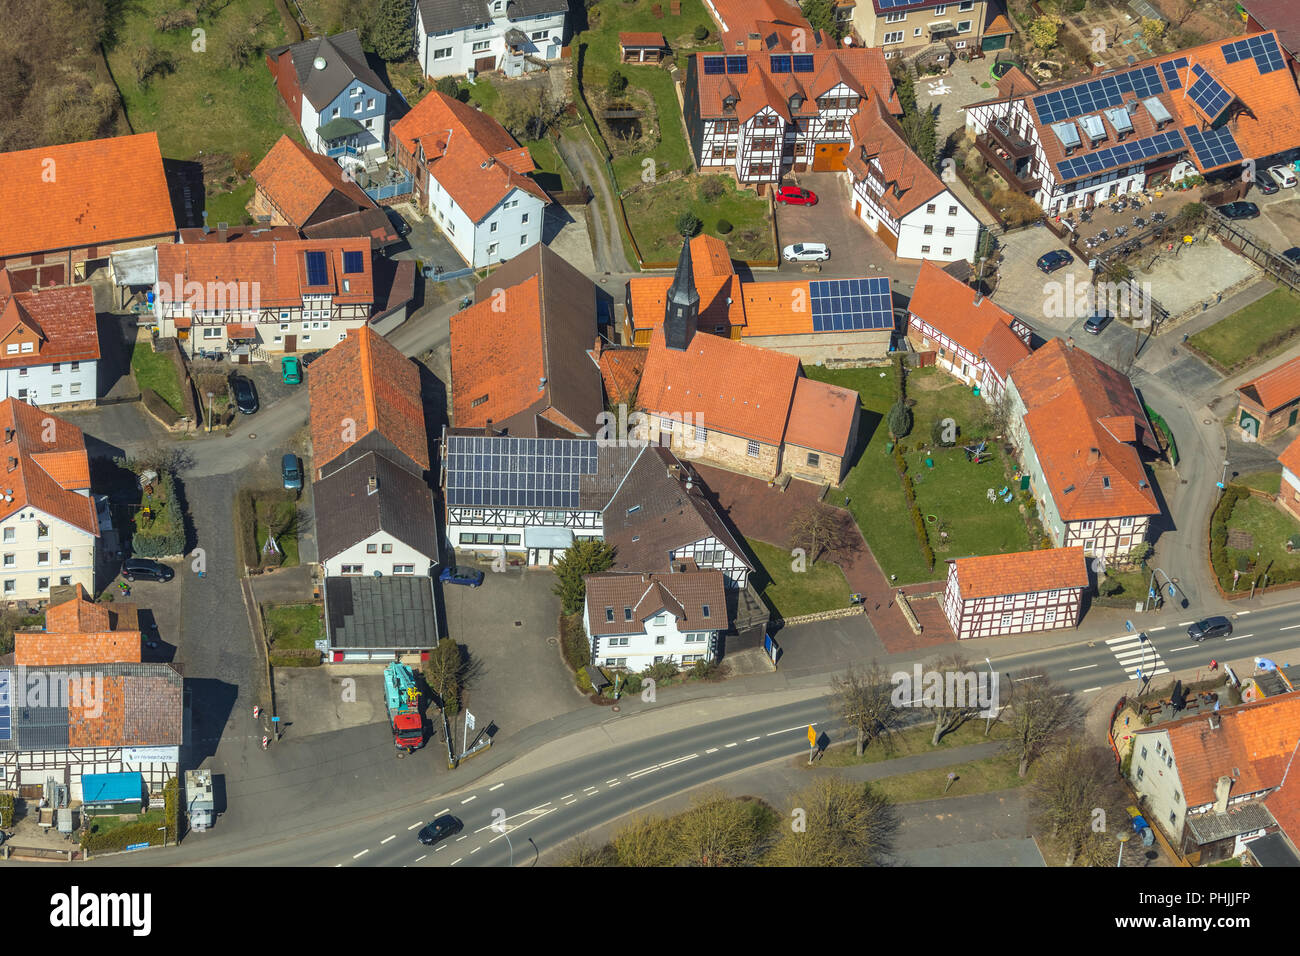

left=484, top=419, right=494, bottom=437
left=218, top=222, right=228, bottom=243
left=593, top=336, right=602, bottom=359
left=367, top=475, right=378, bottom=495
left=1213, top=774, right=1232, bottom=813
left=1087, top=447, right=1100, bottom=464
left=5, top=457, right=14, bottom=472
left=1066, top=336, right=1075, bottom=349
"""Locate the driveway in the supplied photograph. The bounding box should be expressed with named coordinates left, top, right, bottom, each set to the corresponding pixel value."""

left=1236, top=189, right=1300, bottom=257
left=389, top=200, right=470, bottom=273
left=439, top=565, right=584, bottom=738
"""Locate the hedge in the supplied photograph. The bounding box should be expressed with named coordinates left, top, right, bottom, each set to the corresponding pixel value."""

left=163, top=777, right=179, bottom=841
left=1210, top=485, right=1249, bottom=587
left=892, top=442, right=934, bottom=569
left=559, top=612, right=591, bottom=672
left=1143, top=403, right=1179, bottom=466
left=131, top=470, right=186, bottom=557
left=0, top=791, right=13, bottom=828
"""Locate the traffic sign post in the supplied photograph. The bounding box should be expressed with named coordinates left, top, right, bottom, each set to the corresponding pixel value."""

left=807, top=724, right=817, bottom=764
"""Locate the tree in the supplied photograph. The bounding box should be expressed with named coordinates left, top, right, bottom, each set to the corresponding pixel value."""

left=551, top=538, right=616, bottom=614
left=1127, top=541, right=1154, bottom=568
left=424, top=638, right=466, bottom=716
left=370, top=0, right=414, bottom=61
left=977, top=387, right=1013, bottom=438
left=673, top=793, right=773, bottom=866
left=1005, top=671, right=1083, bottom=777
left=788, top=502, right=850, bottom=565
left=899, top=107, right=938, bottom=168
left=799, top=0, right=842, bottom=41
left=924, top=652, right=985, bottom=746
left=611, top=815, right=677, bottom=866
left=831, top=662, right=903, bottom=757
left=1028, top=737, right=1129, bottom=865
left=766, top=778, right=897, bottom=866
left=1140, top=17, right=1166, bottom=48
left=693, top=24, right=709, bottom=41
left=676, top=210, right=702, bottom=237
left=557, top=837, right=616, bottom=866
left=223, top=7, right=272, bottom=69
left=497, top=85, right=566, bottom=141
left=435, top=76, right=464, bottom=101
left=606, top=69, right=628, bottom=96
left=1028, top=15, right=1062, bottom=52
left=887, top=400, right=912, bottom=440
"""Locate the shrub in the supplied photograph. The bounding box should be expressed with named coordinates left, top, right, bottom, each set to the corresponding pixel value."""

left=892, top=353, right=907, bottom=401
left=435, top=76, right=466, bottom=101
left=623, top=673, right=643, bottom=694
left=155, top=9, right=198, bottom=31
left=131, top=470, right=186, bottom=557
left=676, top=210, right=702, bottom=237
left=0, top=791, right=13, bottom=828
left=716, top=218, right=733, bottom=234
left=690, top=659, right=721, bottom=681
left=694, top=24, right=708, bottom=40
left=701, top=177, right=725, bottom=201
left=642, top=659, right=679, bottom=682
left=560, top=612, right=592, bottom=671
left=607, top=69, right=628, bottom=96
left=576, top=666, right=594, bottom=694
left=887, top=400, right=913, bottom=439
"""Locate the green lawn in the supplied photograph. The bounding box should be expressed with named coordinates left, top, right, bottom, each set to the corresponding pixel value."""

left=258, top=527, right=300, bottom=567
left=604, top=64, right=694, bottom=185
left=1188, top=286, right=1300, bottom=371
left=819, top=715, right=1013, bottom=767
left=205, top=178, right=257, bottom=228
left=809, top=365, right=1027, bottom=584
left=623, top=177, right=774, bottom=262
left=131, top=341, right=185, bottom=415
left=870, top=750, right=1029, bottom=804
left=264, top=603, right=323, bottom=650
left=1221, top=495, right=1300, bottom=587
left=84, top=809, right=165, bottom=836
left=745, top=537, right=851, bottom=619
left=1238, top=470, right=1283, bottom=496
left=523, top=135, right=573, bottom=193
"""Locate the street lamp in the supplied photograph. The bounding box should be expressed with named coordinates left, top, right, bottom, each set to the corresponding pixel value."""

left=984, top=657, right=995, bottom=734
left=206, top=391, right=215, bottom=433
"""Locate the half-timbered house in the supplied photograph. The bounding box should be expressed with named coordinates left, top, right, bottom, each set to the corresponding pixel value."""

left=943, top=546, right=1088, bottom=639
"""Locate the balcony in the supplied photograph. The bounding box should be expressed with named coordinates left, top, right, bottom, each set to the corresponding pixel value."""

left=975, top=133, right=1039, bottom=192
left=325, top=143, right=363, bottom=159
left=987, top=118, right=1034, bottom=160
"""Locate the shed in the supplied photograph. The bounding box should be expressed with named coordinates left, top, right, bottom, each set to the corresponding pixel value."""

left=619, top=32, right=667, bottom=62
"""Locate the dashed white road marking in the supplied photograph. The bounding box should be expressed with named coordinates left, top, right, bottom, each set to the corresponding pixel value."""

left=1179, top=621, right=1194, bottom=626
left=415, top=854, right=426, bottom=862
left=1283, top=624, right=1300, bottom=631
left=1012, top=674, right=1043, bottom=681
left=1083, top=687, right=1101, bottom=693
left=461, top=795, right=478, bottom=804
left=353, top=849, right=369, bottom=859
left=471, top=847, right=481, bottom=854
left=456, top=835, right=468, bottom=841
left=705, top=747, right=718, bottom=754
left=746, top=736, right=761, bottom=742
left=658, top=753, right=699, bottom=769
left=1226, top=633, right=1252, bottom=642
left=606, top=778, right=619, bottom=784
left=436, top=845, right=446, bottom=852
left=608, top=780, right=621, bottom=787
left=408, top=822, right=422, bottom=830
left=436, top=808, right=450, bottom=815
left=561, top=793, right=574, bottom=800
left=564, top=799, right=577, bottom=806
left=1148, top=626, right=1166, bottom=632
left=489, top=783, right=504, bottom=792
left=725, top=742, right=738, bottom=748
left=1068, top=664, right=1097, bottom=671
left=1166, top=645, right=1197, bottom=653
left=451, top=858, right=462, bottom=865
left=1238, top=610, right=1252, bottom=615
left=381, top=835, right=396, bottom=845
left=769, top=724, right=817, bottom=736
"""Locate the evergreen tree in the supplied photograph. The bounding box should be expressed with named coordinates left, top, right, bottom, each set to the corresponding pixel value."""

left=552, top=539, right=617, bottom=614
left=370, top=0, right=415, bottom=61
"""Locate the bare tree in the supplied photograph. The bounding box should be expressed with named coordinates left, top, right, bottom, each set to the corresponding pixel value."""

left=766, top=778, right=898, bottom=867
left=1028, top=737, right=1129, bottom=866
left=610, top=815, right=676, bottom=866
left=924, top=652, right=986, bottom=746
left=1005, top=670, right=1084, bottom=777
left=555, top=837, right=615, bottom=866
left=787, top=502, right=851, bottom=564
left=831, top=661, right=904, bottom=757
left=673, top=793, right=773, bottom=867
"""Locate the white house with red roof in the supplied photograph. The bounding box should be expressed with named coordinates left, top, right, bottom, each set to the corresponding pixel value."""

left=906, top=258, right=1030, bottom=401
left=943, top=547, right=1088, bottom=639
left=390, top=92, right=550, bottom=269
left=847, top=98, right=982, bottom=262
left=964, top=31, right=1300, bottom=216
left=584, top=569, right=727, bottom=670
left=0, top=399, right=100, bottom=602
left=1005, top=338, right=1160, bottom=560
left=415, top=0, right=567, bottom=81
left=0, top=272, right=99, bottom=409
left=683, top=48, right=899, bottom=183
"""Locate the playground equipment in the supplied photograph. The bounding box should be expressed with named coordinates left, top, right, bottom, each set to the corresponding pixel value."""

left=963, top=440, right=990, bottom=464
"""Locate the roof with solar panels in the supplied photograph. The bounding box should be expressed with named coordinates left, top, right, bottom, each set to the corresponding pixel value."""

left=155, top=237, right=373, bottom=309
left=967, top=31, right=1300, bottom=184
left=691, top=48, right=899, bottom=123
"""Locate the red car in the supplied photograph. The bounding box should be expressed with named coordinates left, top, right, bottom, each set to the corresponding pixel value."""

left=775, top=185, right=818, bottom=206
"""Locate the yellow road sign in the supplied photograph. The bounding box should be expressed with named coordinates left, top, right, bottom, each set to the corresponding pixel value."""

left=807, top=724, right=816, bottom=746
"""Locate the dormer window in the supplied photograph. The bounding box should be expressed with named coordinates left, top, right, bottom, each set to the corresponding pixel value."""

left=722, top=95, right=737, bottom=112
left=789, top=94, right=802, bottom=111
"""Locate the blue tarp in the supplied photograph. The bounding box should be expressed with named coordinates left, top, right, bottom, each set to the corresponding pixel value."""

left=81, top=772, right=145, bottom=806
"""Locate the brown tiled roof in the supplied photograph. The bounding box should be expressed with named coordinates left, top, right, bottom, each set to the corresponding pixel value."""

left=908, top=259, right=1028, bottom=377
left=0, top=398, right=96, bottom=535
left=1136, top=692, right=1300, bottom=807
left=156, top=238, right=373, bottom=309
left=1238, top=355, right=1300, bottom=413
left=1279, top=433, right=1300, bottom=477
left=846, top=97, right=946, bottom=219
left=251, top=135, right=376, bottom=229
left=996, top=66, right=1039, bottom=98
left=950, top=546, right=1088, bottom=600
left=451, top=244, right=603, bottom=437
left=691, top=48, right=899, bottom=122
left=0, top=285, right=99, bottom=369
left=637, top=326, right=800, bottom=445
left=584, top=568, right=727, bottom=636
left=598, top=345, right=647, bottom=408
left=391, top=92, right=550, bottom=224
left=308, top=327, right=429, bottom=478
left=65, top=667, right=183, bottom=748
left=620, top=31, right=666, bottom=48
left=1011, top=339, right=1159, bottom=522
left=178, top=225, right=299, bottom=243
left=0, top=133, right=175, bottom=259
left=782, top=377, right=858, bottom=456
left=1242, top=0, right=1300, bottom=55
left=709, top=0, right=826, bottom=51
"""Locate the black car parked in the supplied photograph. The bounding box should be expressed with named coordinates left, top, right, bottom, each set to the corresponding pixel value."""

left=231, top=375, right=259, bottom=415
left=417, top=815, right=463, bottom=846
left=1036, top=249, right=1074, bottom=274
left=123, top=557, right=175, bottom=583
left=1187, top=616, right=1233, bottom=642
left=1218, top=201, right=1260, bottom=221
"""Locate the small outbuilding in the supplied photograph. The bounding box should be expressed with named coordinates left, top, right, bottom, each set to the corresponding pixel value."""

left=619, top=32, right=667, bottom=63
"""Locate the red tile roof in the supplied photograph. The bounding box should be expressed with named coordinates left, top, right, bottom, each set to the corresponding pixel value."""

left=0, top=133, right=175, bottom=259
left=1137, top=692, right=1300, bottom=807
left=1011, top=339, right=1160, bottom=522
left=598, top=345, right=647, bottom=408
left=638, top=326, right=800, bottom=445
left=156, top=238, right=373, bottom=309
left=0, top=398, right=96, bottom=535
left=846, top=96, right=948, bottom=218
left=620, top=31, right=666, bottom=48
left=17, top=585, right=140, bottom=666
left=1279, top=432, right=1300, bottom=478
left=0, top=285, right=99, bottom=369
left=908, top=259, right=1028, bottom=377
left=691, top=49, right=899, bottom=123
left=628, top=236, right=745, bottom=334
left=1238, top=354, right=1300, bottom=413
left=584, top=569, right=726, bottom=636
left=783, top=377, right=858, bottom=456
left=391, top=92, right=549, bottom=224
left=950, top=546, right=1088, bottom=600
left=308, top=327, right=429, bottom=476
left=708, top=0, right=823, bottom=50
left=251, top=135, right=376, bottom=228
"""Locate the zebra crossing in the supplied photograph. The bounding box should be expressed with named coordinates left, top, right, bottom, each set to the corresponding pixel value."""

left=1106, top=633, right=1170, bottom=680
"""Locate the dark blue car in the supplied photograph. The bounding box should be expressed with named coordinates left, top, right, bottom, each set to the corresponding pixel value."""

left=440, top=565, right=484, bottom=587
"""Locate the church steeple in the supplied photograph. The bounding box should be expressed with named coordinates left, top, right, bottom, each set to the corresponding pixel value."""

left=663, top=237, right=699, bottom=351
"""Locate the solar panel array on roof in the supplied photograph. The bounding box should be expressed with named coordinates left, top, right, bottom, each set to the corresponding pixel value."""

left=792, top=54, right=815, bottom=73
left=445, top=435, right=600, bottom=509
left=703, top=55, right=726, bottom=74
left=809, top=277, right=893, bottom=332
left=1184, top=125, right=1244, bottom=170
left=1187, top=63, right=1233, bottom=122
left=1160, top=56, right=1189, bottom=90
left=770, top=54, right=791, bottom=73
left=1056, top=129, right=1185, bottom=181
left=876, top=0, right=921, bottom=7
left=343, top=250, right=364, bottom=274
left=0, top=669, right=9, bottom=741
left=725, top=55, right=748, bottom=74
left=1032, top=66, right=1164, bottom=124
left=1223, top=34, right=1285, bottom=74
left=305, top=250, right=329, bottom=286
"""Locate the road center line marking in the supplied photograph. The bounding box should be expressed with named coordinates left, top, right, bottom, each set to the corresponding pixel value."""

left=1068, top=664, right=1098, bottom=671
left=608, top=780, right=621, bottom=787
left=1013, top=674, right=1043, bottom=682
left=1225, top=634, right=1251, bottom=642
left=565, top=799, right=577, bottom=805
left=705, top=747, right=719, bottom=753
left=606, top=778, right=619, bottom=784
left=1148, top=626, right=1166, bottom=632
left=451, top=858, right=462, bottom=865
left=1283, top=624, right=1300, bottom=631
left=1083, top=687, right=1101, bottom=693
left=489, top=783, right=504, bottom=791
left=561, top=794, right=574, bottom=800
left=658, top=754, right=699, bottom=769
left=353, top=849, right=369, bottom=859
left=1238, top=610, right=1252, bottom=615
left=436, top=845, right=446, bottom=852
left=408, top=822, right=422, bottom=830
left=471, top=847, right=481, bottom=854
left=415, top=855, right=426, bottom=862
left=725, top=742, right=738, bottom=748
left=627, top=767, right=658, bottom=779
left=528, top=802, right=553, bottom=812
left=456, top=835, right=468, bottom=841
left=381, top=835, right=395, bottom=845
left=1179, top=621, right=1194, bottom=626
left=436, top=808, right=450, bottom=815
left=461, top=795, right=478, bottom=804
left=768, top=723, right=817, bottom=736
left=1166, top=645, right=1197, bottom=652
left=745, top=736, right=761, bottom=742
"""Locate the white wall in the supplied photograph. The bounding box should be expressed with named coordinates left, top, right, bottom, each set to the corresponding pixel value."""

left=584, top=607, right=718, bottom=671
left=426, top=176, right=544, bottom=268
left=895, top=190, right=981, bottom=262
left=418, top=6, right=567, bottom=80
left=0, top=505, right=96, bottom=601
left=321, top=529, right=436, bottom=576
left=0, top=361, right=97, bottom=405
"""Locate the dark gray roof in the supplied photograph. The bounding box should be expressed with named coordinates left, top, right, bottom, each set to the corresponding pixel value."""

left=325, top=576, right=439, bottom=650
left=1184, top=802, right=1276, bottom=846
left=270, top=31, right=388, bottom=112
left=603, top=446, right=752, bottom=575
left=313, top=452, right=438, bottom=563
left=1248, top=832, right=1300, bottom=866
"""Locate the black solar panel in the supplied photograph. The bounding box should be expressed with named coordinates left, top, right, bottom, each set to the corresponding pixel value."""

left=703, top=55, right=726, bottom=75
left=1187, top=64, right=1233, bottom=122
left=1184, top=124, right=1243, bottom=170
left=343, top=250, right=364, bottom=274
left=1033, top=65, right=1165, bottom=124
left=0, top=669, right=9, bottom=741
left=1160, top=57, right=1188, bottom=90
left=305, top=250, right=329, bottom=286
left=1223, top=34, right=1286, bottom=74
left=809, top=277, right=893, bottom=332
left=725, top=55, right=748, bottom=74
left=445, top=435, right=601, bottom=509
left=792, top=54, right=815, bottom=73
left=1056, top=129, right=1186, bottom=182
left=770, top=54, right=791, bottom=73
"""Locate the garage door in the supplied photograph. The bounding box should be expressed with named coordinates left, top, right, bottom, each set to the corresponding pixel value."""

left=812, top=142, right=849, bottom=172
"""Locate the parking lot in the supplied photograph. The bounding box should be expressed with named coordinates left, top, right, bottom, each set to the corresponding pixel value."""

left=1241, top=187, right=1300, bottom=256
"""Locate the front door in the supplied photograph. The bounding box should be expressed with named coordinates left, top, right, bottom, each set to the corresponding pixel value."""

left=284, top=334, right=296, bottom=352
left=475, top=55, right=495, bottom=74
